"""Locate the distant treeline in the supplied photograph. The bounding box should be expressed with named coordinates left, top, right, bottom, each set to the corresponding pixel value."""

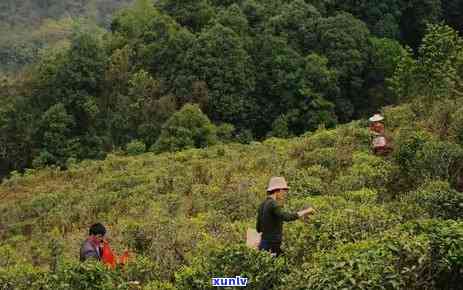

left=1, top=0, right=463, bottom=178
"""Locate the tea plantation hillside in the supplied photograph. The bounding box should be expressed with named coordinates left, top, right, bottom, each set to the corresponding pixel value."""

left=1, top=99, right=463, bottom=289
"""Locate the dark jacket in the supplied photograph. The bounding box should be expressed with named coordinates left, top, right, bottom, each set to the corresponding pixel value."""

left=256, top=197, right=298, bottom=244
left=80, top=238, right=101, bottom=262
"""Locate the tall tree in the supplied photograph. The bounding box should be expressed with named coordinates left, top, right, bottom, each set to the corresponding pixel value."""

left=188, top=23, right=256, bottom=130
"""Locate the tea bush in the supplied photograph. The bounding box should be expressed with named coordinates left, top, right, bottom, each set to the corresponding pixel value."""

left=383, top=104, right=416, bottom=132
left=342, top=188, right=378, bottom=203
left=407, top=180, right=463, bottom=220
left=126, top=139, right=146, bottom=156
left=401, top=220, right=463, bottom=289
left=414, top=141, right=463, bottom=183
left=333, top=152, right=393, bottom=193
left=0, top=263, right=48, bottom=290
left=284, top=197, right=400, bottom=265
left=175, top=244, right=287, bottom=290
left=287, top=168, right=326, bottom=196
left=2, top=93, right=463, bottom=289
left=281, top=231, right=431, bottom=290
left=449, top=106, right=463, bottom=145
left=392, top=128, right=435, bottom=189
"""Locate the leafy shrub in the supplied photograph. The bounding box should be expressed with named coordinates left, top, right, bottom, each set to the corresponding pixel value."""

left=284, top=198, right=400, bottom=265
left=426, top=99, right=462, bottom=138
left=414, top=141, right=463, bottom=183
left=288, top=168, right=326, bottom=196
left=393, top=129, right=434, bottom=171
left=297, top=147, right=338, bottom=171
left=175, top=244, right=287, bottom=290
left=427, top=221, right=463, bottom=289
left=333, top=152, right=393, bottom=193
left=216, top=123, right=235, bottom=143
left=152, top=104, right=218, bottom=153
left=270, top=115, right=290, bottom=138
left=407, top=180, right=463, bottom=220
left=401, top=219, right=463, bottom=289
left=126, top=139, right=146, bottom=156
left=123, top=255, right=161, bottom=285
left=143, top=281, right=177, bottom=290
left=449, top=106, right=463, bottom=145
left=0, top=263, right=48, bottom=290
left=383, top=104, right=416, bottom=131
left=392, top=128, right=435, bottom=188
left=281, top=231, right=431, bottom=290
left=342, top=188, right=377, bottom=203
left=48, top=261, right=127, bottom=290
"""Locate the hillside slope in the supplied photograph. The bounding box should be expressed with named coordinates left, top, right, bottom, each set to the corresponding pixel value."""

left=1, top=101, right=463, bottom=289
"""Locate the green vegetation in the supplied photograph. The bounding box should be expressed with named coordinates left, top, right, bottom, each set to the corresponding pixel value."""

left=2, top=0, right=463, bottom=289
left=2, top=90, right=463, bottom=288
left=3, top=0, right=463, bottom=178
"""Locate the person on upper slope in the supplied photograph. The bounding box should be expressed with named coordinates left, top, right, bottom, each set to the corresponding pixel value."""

left=256, top=177, right=316, bottom=257
left=369, top=113, right=392, bottom=155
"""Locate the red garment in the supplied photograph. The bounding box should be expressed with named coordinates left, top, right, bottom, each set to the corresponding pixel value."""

left=119, top=249, right=130, bottom=265
left=101, top=241, right=117, bottom=269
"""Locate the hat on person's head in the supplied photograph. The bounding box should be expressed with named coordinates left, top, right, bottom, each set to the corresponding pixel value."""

left=267, top=177, right=289, bottom=193
left=369, top=114, right=384, bottom=122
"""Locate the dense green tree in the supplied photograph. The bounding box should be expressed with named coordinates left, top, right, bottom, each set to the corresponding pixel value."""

left=364, top=37, right=406, bottom=112
left=33, top=103, right=75, bottom=168
left=188, top=23, right=256, bottom=129
left=32, top=32, right=108, bottom=160
left=157, top=0, right=215, bottom=32
left=399, top=0, right=442, bottom=49
left=111, top=0, right=197, bottom=102
left=443, top=0, right=463, bottom=33
left=250, top=33, right=306, bottom=135
left=216, top=4, right=250, bottom=38
left=322, top=0, right=403, bottom=39
left=315, top=12, right=371, bottom=121
left=153, top=103, right=217, bottom=153
left=266, top=0, right=321, bottom=52
left=0, top=96, right=34, bottom=178
left=392, top=24, right=463, bottom=102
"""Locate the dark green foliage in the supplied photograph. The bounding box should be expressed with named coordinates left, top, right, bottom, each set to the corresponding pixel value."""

left=414, top=141, right=463, bottom=182
left=443, top=0, right=463, bottom=34
left=126, top=139, right=146, bottom=156
left=315, top=12, right=371, bottom=120
left=33, top=103, right=75, bottom=168
left=157, top=0, right=216, bottom=32
left=0, top=95, right=34, bottom=178
left=153, top=104, right=217, bottom=153
left=189, top=23, right=256, bottom=129
left=400, top=0, right=442, bottom=50
left=449, top=107, right=463, bottom=145
left=322, top=0, right=403, bottom=39
left=9, top=0, right=463, bottom=175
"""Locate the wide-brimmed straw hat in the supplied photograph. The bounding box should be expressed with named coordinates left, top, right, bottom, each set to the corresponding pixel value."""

left=267, top=177, right=289, bottom=192
left=369, top=114, right=384, bottom=122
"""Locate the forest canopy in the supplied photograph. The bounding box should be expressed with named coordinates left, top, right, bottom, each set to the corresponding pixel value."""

left=1, top=0, right=463, bottom=178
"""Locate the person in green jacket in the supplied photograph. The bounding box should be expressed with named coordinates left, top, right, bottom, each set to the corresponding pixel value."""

left=256, top=177, right=315, bottom=257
